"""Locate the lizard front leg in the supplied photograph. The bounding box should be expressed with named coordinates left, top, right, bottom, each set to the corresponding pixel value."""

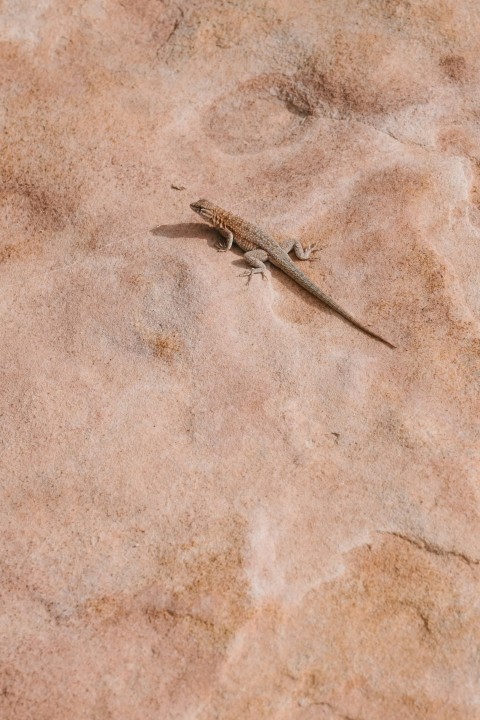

left=281, top=238, right=319, bottom=260
left=216, top=227, right=234, bottom=252
left=240, top=249, right=269, bottom=281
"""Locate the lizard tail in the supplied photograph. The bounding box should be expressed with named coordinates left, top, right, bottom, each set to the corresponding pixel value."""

left=277, top=259, right=396, bottom=349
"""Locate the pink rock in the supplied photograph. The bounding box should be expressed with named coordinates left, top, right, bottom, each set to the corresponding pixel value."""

left=1, top=1, right=479, bottom=718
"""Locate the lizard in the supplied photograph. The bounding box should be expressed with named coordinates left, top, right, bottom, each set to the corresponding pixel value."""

left=190, top=199, right=395, bottom=349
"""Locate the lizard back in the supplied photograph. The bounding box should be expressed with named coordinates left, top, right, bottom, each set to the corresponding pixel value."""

left=211, top=206, right=278, bottom=254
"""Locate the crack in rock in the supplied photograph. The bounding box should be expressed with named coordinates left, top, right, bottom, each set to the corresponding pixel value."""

left=378, top=531, right=480, bottom=567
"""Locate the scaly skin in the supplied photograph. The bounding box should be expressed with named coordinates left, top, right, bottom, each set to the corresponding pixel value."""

left=190, top=199, right=395, bottom=349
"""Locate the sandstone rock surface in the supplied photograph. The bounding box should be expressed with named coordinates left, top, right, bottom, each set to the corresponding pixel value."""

left=1, top=1, right=480, bottom=718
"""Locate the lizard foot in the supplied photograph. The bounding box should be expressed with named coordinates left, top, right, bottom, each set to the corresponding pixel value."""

left=306, top=243, right=327, bottom=261
left=289, top=239, right=324, bottom=261
left=216, top=242, right=229, bottom=252
left=239, top=268, right=268, bottom=283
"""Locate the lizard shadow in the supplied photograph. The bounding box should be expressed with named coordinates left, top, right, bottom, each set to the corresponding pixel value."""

left=151, top=222, right=244, bottom=258
left=151, top=222, right=214, bottom=240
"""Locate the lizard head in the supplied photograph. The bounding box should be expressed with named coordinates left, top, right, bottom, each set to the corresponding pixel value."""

left=190, top=199, right=215, bottom=221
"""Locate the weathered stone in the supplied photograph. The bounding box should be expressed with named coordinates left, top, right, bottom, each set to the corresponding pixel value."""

left=1, top=1, right=479, bottom=718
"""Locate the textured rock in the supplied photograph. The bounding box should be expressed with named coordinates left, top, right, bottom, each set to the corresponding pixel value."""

left=1, top=1, right=480, bottom=718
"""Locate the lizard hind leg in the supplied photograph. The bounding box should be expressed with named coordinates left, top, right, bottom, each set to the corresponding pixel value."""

left=282, top=239, right=319, bottom=260
left=240, top=249, right=269, bottom=282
